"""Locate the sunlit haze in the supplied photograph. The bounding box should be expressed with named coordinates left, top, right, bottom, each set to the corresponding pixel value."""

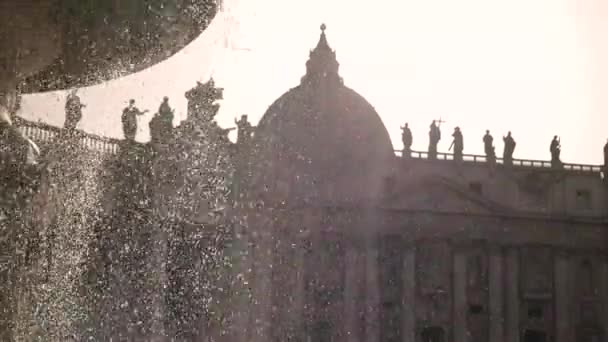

left=21, top=0, right=608, bottom=164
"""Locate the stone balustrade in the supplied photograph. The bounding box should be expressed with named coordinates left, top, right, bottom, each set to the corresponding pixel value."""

left=15, top=118, right=120, bottom=155
left=396, top=150, right=603, bottom=174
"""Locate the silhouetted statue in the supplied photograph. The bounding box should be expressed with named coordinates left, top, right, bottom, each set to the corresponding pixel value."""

left=550, top=135, right=562, bottom=168
left=428, top=120, right=441, bottom=159
left=604, top=139, right=608, bottom=169
left=149, top=97, right=174, bottom=144
left=121, top=99, right=148, bottom=141
left=503, top=131, right=516, bottom=165
left=449, top=127, right=464, bottom=161
left=64, top=89, right=85, bottom=130
left=483, top=130, right=496, bottom=163
left=401, top=122, right=412, bottom=157
left=235, top=114, right=254, bottom=145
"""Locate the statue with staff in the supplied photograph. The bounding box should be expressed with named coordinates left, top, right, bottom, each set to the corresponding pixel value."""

left=428, top=118, right=444, bottom=159
left=449, top=126, right=464, bottom=161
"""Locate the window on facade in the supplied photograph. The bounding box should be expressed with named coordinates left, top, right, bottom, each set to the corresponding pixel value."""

left=527, top=304, right=544, bottom=319
left=575, top=189, right=592, bottom=210
left=380, top=301, right=401, bottom=342
left=523, top=330, right=548, bottom=342
left=469, top=304, right=484, bottom=314
left=469, top=182, right=482, bottom=195
left=310, top=320, right=332, bottom=342
left=421, top=326, right=445, bottom=342
left=578, top=327, right=603, bottom=342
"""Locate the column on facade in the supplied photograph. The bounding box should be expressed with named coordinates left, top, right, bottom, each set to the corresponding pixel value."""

left=453, top=248, right=468, bottom=342
left=601, top=256, right=608, bottom=341
left=149, top=222, right=168, bottom=339
left=554, top=250, right=572, bottom=342
left=232, top=224, right=253, bottom=342
left=344, top=243, right=363, bottom=342
left=290, top=235, right=307, bottom=341
left=401, top=246, right=416, bottom=342
left=489, top=246, right=505, bottom=342
left=365, top=241, right=380, bottom=342
left=505, top=247, right=520, bottom=342
left=600, top=256, right=608, bottom=335
left=250, top=227, right=274, bottom=342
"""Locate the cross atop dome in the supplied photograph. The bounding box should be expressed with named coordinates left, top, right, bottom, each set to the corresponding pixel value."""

left=301, top=23, right=342, bottom=86
left=315, top=23, right=331, bottom=51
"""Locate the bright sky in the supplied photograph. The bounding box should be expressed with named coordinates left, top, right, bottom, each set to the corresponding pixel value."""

left=20, top=0, right=608, bottom=164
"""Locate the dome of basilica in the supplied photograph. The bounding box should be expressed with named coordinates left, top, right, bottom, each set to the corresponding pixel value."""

left=244, top=25, right=394, bottom=207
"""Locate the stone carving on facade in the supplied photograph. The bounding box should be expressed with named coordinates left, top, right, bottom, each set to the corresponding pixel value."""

left=185, top=78, right=223, bottom=123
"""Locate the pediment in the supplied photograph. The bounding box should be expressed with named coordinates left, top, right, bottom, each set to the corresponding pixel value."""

left=383, top=176, right=509, bottom=215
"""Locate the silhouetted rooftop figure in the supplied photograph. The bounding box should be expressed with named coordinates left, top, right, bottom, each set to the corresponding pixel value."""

left=604, top=139, right=608, bottom=168
left=503, top=131, right=516, bottom=166
left=550, top=135, right=562, bottom=168
left=149, top=97, right=174, bottom=144
left=121, top=99, right=148, bottom=141
left=483, top=130, right=496, bottom=163
left=401, top=122, right=412, bottom=157
left=64, top=88, right=85, bottom=130
left=450, top=127, right=464, bottom=161
left=235, top=114, right=254, bottom=146
left=428, top=120, right=441, bottom=159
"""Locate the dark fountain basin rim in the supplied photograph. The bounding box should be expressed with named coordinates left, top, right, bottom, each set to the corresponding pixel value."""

left=19, top=0, right=220, bottom=94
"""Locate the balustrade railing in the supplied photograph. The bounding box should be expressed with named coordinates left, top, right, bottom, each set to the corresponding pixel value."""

left=15, top=118, right=121, bottom=155
left=396, top=150, right=603, bottom=173
left=10, top=119, right=604, bottom=173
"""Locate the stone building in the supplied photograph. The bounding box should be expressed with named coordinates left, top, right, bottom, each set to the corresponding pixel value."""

left=234, top=25, right=608, bottom=342
left=0, top=22, right=606, bottom=342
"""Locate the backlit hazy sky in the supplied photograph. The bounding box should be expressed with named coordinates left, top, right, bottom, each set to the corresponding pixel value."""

left=20, top=0, right=608, bottom=164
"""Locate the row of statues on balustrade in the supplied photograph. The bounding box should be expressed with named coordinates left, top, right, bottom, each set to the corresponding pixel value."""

left=401, top=120, right=608, bottom=168
left=63, top=91, right=608, bottom=168
left=64, top=89, right=256, bottom=145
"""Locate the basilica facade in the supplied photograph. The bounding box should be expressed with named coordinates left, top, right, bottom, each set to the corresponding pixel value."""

left=233, top=26, right=608, bottom=342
